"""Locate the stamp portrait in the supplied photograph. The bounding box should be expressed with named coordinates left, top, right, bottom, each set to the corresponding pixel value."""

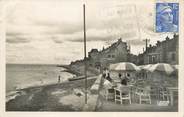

left=156, top=3, right=179, bottom=32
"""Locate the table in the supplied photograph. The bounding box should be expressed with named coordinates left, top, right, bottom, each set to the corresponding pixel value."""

left=167, top=87, right=178, bottom=106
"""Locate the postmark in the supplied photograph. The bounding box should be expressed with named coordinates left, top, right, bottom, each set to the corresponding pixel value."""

left=156, top=3, right=179, bottom=32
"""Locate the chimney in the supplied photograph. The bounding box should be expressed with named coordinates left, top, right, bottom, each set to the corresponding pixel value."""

left=166, top=36, right=169, bottom=41
left=118, top=38, right=122, bottom=42
left=156, top=41, right=160, bottom=46
left=173, top=33, right=178, bottom=38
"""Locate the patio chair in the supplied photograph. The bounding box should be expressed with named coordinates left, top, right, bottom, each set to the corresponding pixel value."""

left=159, top=87, right=170, bottom=101
left=105, top=88, right=115, bottom=100
left=135, top=86, right=151, bottom=104
left=114, top=86, right=131, bottom=104
left=103, top=80, right=115, bottom=100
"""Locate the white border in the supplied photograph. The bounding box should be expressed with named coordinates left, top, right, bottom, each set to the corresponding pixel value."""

left=0, top=0, right=183, bottom=117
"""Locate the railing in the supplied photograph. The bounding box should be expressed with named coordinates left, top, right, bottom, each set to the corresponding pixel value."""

left=90, top=75, right=103, bottom=94
left=82, top=75, right=103, bottom=111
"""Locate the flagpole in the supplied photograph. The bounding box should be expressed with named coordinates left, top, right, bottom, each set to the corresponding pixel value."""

left=83, top=4, right=87, bottom=104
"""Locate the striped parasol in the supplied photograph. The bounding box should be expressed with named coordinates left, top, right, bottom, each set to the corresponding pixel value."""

left=149, top=63, right=174, bottom=75
left=172, top=64, right=178, bottom=70
left=109, top=62, right=140, bottom=71
left=171, top=64, right=178, bottom=75
left=139, top=64, right=153, bottom=70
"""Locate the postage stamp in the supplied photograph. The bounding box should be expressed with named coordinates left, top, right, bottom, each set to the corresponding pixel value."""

left=156, top=3, right=179, bottom=32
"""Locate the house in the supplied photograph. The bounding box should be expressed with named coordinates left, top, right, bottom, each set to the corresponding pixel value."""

left=88, top=38, right=131, bottom=69
left=138, top=34, right=178, bottom=65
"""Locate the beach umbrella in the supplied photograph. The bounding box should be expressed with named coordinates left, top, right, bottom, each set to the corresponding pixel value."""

left=172, top=65, right=178, bottom=70
left=143, top=64, right=153, bottom=70
left=139, top=64, right=153, bottom=70
left=138, top=65, right=145, bottom=69
left=109, top=62, right=140, bottom=71
left=149, top=63, right=174, bottom=75
left=171, top=64, right=178, bottom=76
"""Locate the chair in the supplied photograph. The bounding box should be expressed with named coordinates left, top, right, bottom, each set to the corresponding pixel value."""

left=159, top=87, right=170, bottom=101
left=105, top=88, right=115, bottom=100
left=114, top=86, right=131, bottom=104
left=103, top=80, right=115, bottom=100
left=135, top=86, right=151, bottom=104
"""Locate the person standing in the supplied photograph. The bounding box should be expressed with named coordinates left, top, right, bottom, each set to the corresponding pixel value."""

left=106, top=73, right=112, bottom=82
left=118, top=73, right=122, bottom=79
left=105, top=68, right=109, bottom=78
left=102, top=68, right=106, bottom=78
left=58, top=75, right=61, bottom=83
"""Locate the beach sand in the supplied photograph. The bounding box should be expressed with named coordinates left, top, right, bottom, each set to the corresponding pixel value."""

left=6, top=78, right=96, bottom=111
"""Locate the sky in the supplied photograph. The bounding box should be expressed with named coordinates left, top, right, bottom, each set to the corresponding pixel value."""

left=5, top=0, right=176, bottom=64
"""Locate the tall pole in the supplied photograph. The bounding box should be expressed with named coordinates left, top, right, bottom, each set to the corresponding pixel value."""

left=143, top=39, right=150, bottom=51
left=83, top=4, right=87, bottom=104
left=143, top=39, right=150, bottom=64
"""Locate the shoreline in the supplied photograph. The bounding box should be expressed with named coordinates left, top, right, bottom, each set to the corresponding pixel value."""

left=58, top=64, right=100, bottom=77
left=6, top=77, right=97, bottom=111
left=58, top=65, right=82, bottom=76
left=6, top=63, right=99, bottom=111
left=6, top=64, right=82, bottom=103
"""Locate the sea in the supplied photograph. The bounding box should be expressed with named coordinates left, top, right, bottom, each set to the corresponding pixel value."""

left=6, top=64, right=76, bottom=102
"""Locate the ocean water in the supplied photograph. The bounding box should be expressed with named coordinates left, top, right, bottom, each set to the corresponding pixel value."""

left=6, top=64, right=75, bottom=102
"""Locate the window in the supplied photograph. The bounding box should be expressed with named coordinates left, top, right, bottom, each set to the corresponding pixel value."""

left=157, top=54, right=160, bottom=62
left=112, top=55, right=115, bottom=58
left=172, top=53, right=175, bottom=60
left=107, top=55, right=111, bottom=58
left=152, top=56, right=156, bottom=63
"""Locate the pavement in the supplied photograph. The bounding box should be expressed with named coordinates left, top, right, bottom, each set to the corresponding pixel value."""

left=97, top=87, right=178, bottom=112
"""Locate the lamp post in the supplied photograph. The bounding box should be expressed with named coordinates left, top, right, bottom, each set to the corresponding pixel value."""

left=83, top=4, right=87, bottom=104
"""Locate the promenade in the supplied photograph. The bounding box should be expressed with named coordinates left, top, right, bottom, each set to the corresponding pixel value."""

left=97, top=87, right=178, bottom=112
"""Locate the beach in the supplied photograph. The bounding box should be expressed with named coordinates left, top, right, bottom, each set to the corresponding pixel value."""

left=6, top=78, right=96, bottom=111
left=6, top=64, right=99, bottom=111
left=6, top=64, right=76, bottom=102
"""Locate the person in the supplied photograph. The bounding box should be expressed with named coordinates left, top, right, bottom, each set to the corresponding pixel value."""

left=121, top=75, right=128, bottom=86
left=156, top=3, right=178, bottom=32
left=103, top=78, right=113, bottom=89
left=126, top=73, right=130, bottom=79
left=129, top=77, right=136, bottom=85
left=118, top=73, right=122, bottom=79
left=102, top=68, right=106, bottom=78
left=105, top=68, right=109, bottom=78
left=58, top=75, right=61, bottom=83
left=106, top=73, right=112, bottom=82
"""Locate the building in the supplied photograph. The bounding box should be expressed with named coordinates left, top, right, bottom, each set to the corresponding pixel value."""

left=138, top=34, right=178, bottom=65
left=88, top=38, right=131, bottom=69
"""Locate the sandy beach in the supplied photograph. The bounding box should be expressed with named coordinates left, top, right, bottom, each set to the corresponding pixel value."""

left=6, top=77, right=96, bottom=111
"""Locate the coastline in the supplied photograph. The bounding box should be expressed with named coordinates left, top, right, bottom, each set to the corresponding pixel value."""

left=6, top=64, right=77, bottom=102
left=6, top=64, right=99, bottom=111
left=57, top=64, right=82, bottom=76
left=6, top=76, right=97, bottom=111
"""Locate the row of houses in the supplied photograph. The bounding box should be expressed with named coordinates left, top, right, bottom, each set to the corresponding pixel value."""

left=87, top=38, right=137, bottom=69
left=137, top=34, right=178, bottom=65
left=70, top=38, right=137, bottom=70
left=70, top=34, right=178, bottom=71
